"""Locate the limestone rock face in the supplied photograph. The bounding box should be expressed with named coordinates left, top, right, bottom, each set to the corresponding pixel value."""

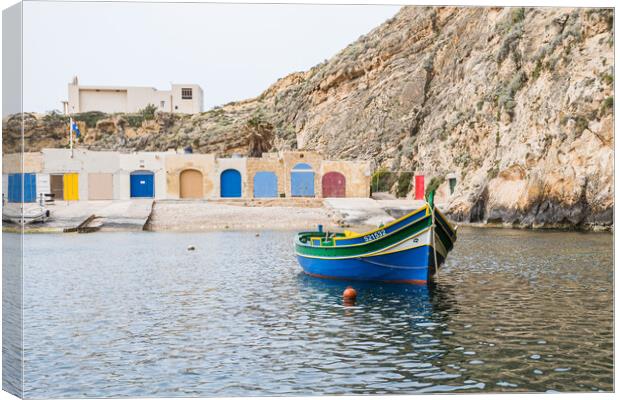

left=3, top=6, right=613, bottom=229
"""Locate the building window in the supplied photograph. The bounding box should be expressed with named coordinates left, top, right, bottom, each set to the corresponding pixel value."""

left=160, top=100, right=165, bottom=109
left=181, top=88, right=193, bottom=99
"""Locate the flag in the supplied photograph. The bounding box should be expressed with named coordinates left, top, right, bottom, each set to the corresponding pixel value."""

left=71, top=119, right=81, bottom=138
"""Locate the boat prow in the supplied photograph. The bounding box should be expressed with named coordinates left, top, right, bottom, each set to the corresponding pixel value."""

left=295, top=202, right=457, bottom=284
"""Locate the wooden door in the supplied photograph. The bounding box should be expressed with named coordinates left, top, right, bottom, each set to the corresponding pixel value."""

left=180, top=169, right=203, bottom=199
left=50, top=174, right=64, bottom=201
left=322, top=171, right=346, bottom=198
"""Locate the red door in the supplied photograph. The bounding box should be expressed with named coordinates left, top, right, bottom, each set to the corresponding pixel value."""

left=415, top=175, right=425, bottom=200
left=322, top=172, right=346, bottom=197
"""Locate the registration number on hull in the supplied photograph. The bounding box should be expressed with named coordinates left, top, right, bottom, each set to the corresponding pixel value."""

left=364, top=229, right=386, bottom=242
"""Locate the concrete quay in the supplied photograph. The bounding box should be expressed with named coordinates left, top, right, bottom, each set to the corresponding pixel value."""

left=4, top=198, right=432, bottom=233
left=3, top=199, right=154, bottom=233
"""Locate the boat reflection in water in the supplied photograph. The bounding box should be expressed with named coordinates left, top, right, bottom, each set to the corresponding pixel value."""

left=293, top=273, right=487, bottom=393
left=297, top=272, right=456, bottom=314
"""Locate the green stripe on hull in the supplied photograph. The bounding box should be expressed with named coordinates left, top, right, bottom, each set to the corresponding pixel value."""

left=296, top=216, right=433, bottom=258
left=296, top=204, right=457, bottom=264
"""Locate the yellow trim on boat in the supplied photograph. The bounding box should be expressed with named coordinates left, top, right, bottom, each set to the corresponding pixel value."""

left=297, top=226, right=434, bottom=260
left=370, top=229, right=433, bottom=257
left=332, top=204, right=429, bottom=244
left=343, top=230, right=359, bottom=238
left=365, top=226, right=431, bottom=256
left=326, top=210, right=430, bottom=248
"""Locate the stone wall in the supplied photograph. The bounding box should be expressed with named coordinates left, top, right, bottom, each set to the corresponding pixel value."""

left=281, top=151, right=323, bottom=197
left=216, top=157, right=248, bottom=197
left=41, top=149, right=88, bottom=200
left=246, top=157, right=286, bottom=198
left=2, top=152, right=42, bottom=173
left=165, top=154, right=217, bottom=199
left=2, top=149, right=377, bottom=201
left=118, top=152, right=167, bottom=200
left=320, top=160, right=371, bottom=198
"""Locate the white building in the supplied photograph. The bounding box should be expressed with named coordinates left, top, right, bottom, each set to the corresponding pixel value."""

left=63, top=76, right=203, bottom=114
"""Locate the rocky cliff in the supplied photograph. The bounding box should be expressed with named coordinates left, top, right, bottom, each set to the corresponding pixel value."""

left=3, top=6, right=614, bottom=229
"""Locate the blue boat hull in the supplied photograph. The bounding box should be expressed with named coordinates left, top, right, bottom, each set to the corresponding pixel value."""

left=297, top=244, right=445, bottom=284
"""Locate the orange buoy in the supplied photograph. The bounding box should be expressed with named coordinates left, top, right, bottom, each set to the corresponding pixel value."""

left=343, top=286, right=357, bottom=300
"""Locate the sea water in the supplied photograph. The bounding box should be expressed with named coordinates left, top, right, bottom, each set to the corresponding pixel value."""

left=13, top=227, right=613, bottom=397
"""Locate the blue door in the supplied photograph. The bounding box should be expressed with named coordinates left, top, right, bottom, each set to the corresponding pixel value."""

left=8, top=173, right=36, bottom=203
left=130, top=171, right=154, bottom=198
left=220, top=169, right=242, bottom=198
left=24, top=174, right=36, bottom=202
left=8, top=174, right=20, bottom=203
left=291, top=163, right=315, bottom=197
left=253, top=172, right=278, bottom=198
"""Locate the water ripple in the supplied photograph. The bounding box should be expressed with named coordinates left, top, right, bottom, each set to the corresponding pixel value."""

left=17, top=226, right=612, bottom=397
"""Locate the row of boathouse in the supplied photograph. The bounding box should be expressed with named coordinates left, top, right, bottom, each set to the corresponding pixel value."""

left=2, top=149, right=372, bottom=202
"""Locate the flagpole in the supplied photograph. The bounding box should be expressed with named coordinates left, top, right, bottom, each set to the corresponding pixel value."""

left=70, top=117, right=74, bottom=158
left=65, top=102, right=74, bottom=158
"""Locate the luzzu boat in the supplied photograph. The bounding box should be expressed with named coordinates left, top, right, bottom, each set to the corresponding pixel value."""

left=295, top=196, right=457, bottom=284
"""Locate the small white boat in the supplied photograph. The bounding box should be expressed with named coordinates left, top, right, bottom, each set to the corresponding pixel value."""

left=2, top=204, right=51, bottom=225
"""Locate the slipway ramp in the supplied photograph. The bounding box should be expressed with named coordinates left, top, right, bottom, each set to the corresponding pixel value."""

left=49, top=200, right=154, bottom=232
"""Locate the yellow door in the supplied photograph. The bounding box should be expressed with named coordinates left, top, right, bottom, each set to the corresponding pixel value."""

left=63, top=173, right=79, bottom=201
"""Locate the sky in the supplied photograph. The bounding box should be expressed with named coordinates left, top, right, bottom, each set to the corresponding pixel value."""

left=22, top=1, right=400, bottom=113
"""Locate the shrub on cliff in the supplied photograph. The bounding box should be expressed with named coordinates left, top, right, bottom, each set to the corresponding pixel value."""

left=42, top=110, right=69, bottom=124
left=73, top=111, right=107, bottom=128
left=244, top=114, right=274, bottom=157
left=140, top=104, right=158, bottom=120
left=600, top=96, right=613, bottom=116
left=370, top=168, right=396, bottom=194
left=124, top=114, right=144, bottom=128
left=396, top=172, right=414, bottom=198
left=426, top=175, right=445, bottom=198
